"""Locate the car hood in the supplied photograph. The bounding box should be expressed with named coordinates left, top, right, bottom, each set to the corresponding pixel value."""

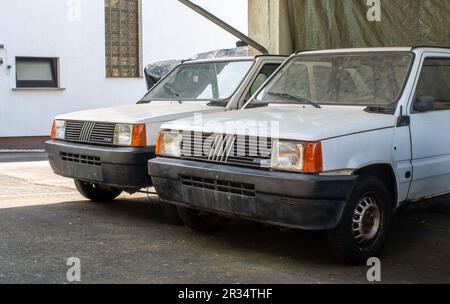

left=162, top=104, right=397, bottom=141
left=56, top=101, right=222, bottom=124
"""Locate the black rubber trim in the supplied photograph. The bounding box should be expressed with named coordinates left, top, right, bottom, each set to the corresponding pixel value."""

left=149, top=157, right=359, bottom=230
left=149, top=158, right=356, bottom=200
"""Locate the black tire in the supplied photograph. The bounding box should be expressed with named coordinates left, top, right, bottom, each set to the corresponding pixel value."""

left=74, top=180, right=122, bottom=203
left=160, top=204, right=183, bottom=225
left=327, top=175, right=393, bottom=265
left=177, top=207, right=230, bottom=233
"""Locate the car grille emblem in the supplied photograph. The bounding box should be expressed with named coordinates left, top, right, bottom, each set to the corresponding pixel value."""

left=79, top=121, right=96, bottom=142
left=208, top=134, right=236, bottom=162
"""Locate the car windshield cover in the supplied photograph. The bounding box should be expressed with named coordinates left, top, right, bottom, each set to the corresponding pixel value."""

left=254, top=52, right=413, bottom=107
left=140, top=60, right=253, bottom=103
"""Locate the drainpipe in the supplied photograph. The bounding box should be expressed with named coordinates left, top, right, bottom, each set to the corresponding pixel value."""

left=178, top=0, right=270, bottom=55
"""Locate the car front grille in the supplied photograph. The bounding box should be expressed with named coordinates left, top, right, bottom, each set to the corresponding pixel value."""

left=60, top=152, right=101, bottom=167
left=180, top=131, right=272, bottom=168
left=65, top=121, right=116, bottom=146
left=181, top=175, right=256, bottom=197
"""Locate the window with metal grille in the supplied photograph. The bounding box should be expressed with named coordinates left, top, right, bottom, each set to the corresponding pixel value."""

left=105, top=0, right=141, bottom=78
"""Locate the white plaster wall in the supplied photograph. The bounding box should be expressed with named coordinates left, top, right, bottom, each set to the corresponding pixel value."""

left=0, top=0, right=248, bottom=137
left=142, top=0, right=249, bottom=63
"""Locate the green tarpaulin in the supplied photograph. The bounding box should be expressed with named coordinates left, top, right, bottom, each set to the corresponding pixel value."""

left=288, top=0, right=450, bottom=51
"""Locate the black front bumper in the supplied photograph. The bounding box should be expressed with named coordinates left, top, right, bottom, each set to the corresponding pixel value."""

left=46, top=140, right=155, bottom=190
left=149, top=158, right=359, bottom=231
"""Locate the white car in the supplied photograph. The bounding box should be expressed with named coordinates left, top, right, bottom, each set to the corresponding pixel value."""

left=46, top=55, right=286, bottom=203
left=149, top=47, right=450, bottom=264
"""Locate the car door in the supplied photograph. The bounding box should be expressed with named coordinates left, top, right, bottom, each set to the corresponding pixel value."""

left=408, top=54, right=450, bottom=201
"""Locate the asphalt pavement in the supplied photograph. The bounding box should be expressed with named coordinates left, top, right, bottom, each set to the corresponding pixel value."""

left=0, top=157, right=449, bottom=283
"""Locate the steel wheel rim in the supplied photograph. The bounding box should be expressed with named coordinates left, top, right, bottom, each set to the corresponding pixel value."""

left=352, top=194, right=382, bottom=250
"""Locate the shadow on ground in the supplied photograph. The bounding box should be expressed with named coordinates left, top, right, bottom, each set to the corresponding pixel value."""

left=0, top=197, right=449, bottom=283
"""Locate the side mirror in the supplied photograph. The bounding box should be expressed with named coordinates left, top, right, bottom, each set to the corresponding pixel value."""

left=413, top=96, right=435, bottom=112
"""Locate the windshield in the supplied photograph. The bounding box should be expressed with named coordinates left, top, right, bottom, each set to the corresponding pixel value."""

left=140, top=60, right=253, bottom=103
left=254, top=52, right=413, bottom=107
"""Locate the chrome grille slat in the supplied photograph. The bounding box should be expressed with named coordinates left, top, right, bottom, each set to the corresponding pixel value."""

left=92, top=129, right=115, bottom=132
left=93, top=128, right=116, bottom=131
left=181, top=131, right=272, bottom=168
left=91, top=131, right=115, bottom=134
left=64, top=121, right=116, bottom=146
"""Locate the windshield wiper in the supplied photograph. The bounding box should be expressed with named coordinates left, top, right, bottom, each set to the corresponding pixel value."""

left=245, top=102, right=269, bottom=109
left=365, top=105, right=396, bottom=114
left=207, top=100, right=228, bottom=107
left=164, top=84, right=182, bottom=103
left=267, top=92, right=322, bottom=109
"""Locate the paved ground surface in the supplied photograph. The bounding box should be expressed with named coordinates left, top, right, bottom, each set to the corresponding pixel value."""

left=0, top=157, right=449, bottom=284
left=0, top=152, right=47, bottom=163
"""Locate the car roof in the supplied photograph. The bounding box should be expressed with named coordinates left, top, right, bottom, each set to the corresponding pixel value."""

left=181, top=54, right=288, bottom=64
left=181, top=57, right=255, bottom=64
left=298, top=46, right=450, bottom=55
left=299, top=47, right=412, bottom=55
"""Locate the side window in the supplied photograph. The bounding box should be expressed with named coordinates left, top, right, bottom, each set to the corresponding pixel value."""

left=414, top=58, right=450, bottom=111
left=16, top=57, right=59, bottom=88
left=246, top=63, right=281, bottom=100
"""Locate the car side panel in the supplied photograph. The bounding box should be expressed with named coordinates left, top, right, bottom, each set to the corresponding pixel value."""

left=322, top=126, right=412, bottom=204
left=408, top=110, right=450, bottom=200
left=406, top=52, right=450, bottom=201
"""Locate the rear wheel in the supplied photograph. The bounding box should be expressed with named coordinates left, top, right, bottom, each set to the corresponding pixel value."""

left=74, top=180, right=122, bottom=203
left=178, top=207, right=230, bottom=233
left=327, top=175, right=393, bottom=265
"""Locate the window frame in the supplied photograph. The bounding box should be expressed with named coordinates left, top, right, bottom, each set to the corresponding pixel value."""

left=15, top=57, right=59, bottom=88
left=412, top=56, right=450, bottom=113
left=247, top=63, right=282, bottom=98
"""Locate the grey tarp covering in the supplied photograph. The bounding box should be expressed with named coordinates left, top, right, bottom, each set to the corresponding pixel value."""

left=288, top=0, right=450, bottom=51
left=190, top=46, right=249, bottom=60
left=145, top=60, right=181, bottom=90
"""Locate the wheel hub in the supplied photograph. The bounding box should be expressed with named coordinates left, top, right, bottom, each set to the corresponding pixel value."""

left=352, top=195, right=382, bottom=248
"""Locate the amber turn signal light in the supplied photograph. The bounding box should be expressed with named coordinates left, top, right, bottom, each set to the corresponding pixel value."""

left=155, top=130, right=163, bottom=155
left=303, top=142, right=323, bottom=174
left=50, top=120, right=57, bottom=139
left=131, top=124, right=147, bottom=147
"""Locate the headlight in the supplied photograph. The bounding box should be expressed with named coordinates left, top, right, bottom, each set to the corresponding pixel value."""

left=114, top=124, right=147, bottom=147
left=271, top=140, right=322, bottom=173
left=156, top=130, right=183, bottom=158
left=271, top=141, right=304, bottom=172
left=114, top=124, right=133, bottom=146
left=51, top=120, right=66, bottom=140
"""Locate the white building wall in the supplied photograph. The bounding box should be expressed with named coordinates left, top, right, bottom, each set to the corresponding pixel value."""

left=0, top=0, right=247, bottom=138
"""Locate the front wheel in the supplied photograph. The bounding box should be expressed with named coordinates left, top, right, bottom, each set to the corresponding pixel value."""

left=74, top=180, right=122, bottom=203
left=178, top=207, right=230, bottom=233
left=327, top=175, right=393, bottom=265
